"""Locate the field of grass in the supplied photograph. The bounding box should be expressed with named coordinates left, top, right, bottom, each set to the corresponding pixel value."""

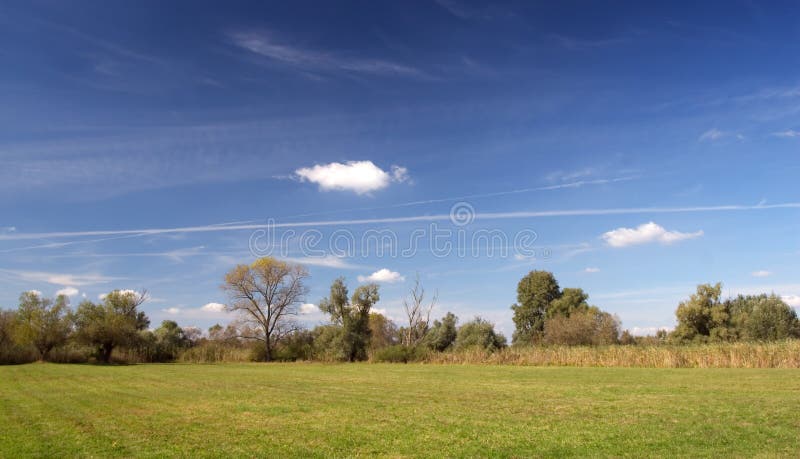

left=1, top=364, right=799, bottom=457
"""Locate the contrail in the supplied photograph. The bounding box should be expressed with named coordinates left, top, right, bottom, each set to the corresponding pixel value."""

left=0, top=202, right=798, bottom=241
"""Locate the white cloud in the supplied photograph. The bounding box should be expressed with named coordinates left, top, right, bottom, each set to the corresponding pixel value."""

left=0, top=269, right=119, bottom=287
left=163, top=307, right=181, bottom=315
left=300, top=303, right=319, bottom=314
left=295, top=161, right=408, bottom=194
left=26, top=289, right=42, bottom=297
left=357, top=268, right=405, bottom=283
left=285, top=255, right=358, bottom=270
left=3, top=202, right=800, bottom=243
left=782, top=295, right=800, bottom=308
left=584, top=267, right=601, bottom=273
left=602, top=222, right=703, bottom=248
left=772, top=129, right=800, bottom=138
left=98, top=289, right=138, bottom=301
left=201, top=302, right=226, bottom=312
left=751, top=270, right=772, bottom=278
left=228, top=30, right=423, bottom=78
left=56, top=287, right=79, bottom=297
left=372, top=307, right=388, bottom=316
left=699, top=128, right=725, bottom=141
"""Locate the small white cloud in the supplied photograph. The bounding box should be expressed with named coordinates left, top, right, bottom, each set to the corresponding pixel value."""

left=201, top=302, right=226, bottom=312
left=163, top=307, right=181, bottom=315
left=300, top=303, right=319, bottom=314
left=98, top=289, right=138, bottom=301
left=772, top=129, right=800, bottom=138
left=372, top=307, right=388, bottom=316
left=751, top=270, right=772, bottom=278
left=699, top=128, right=725, bottom=141
left=357, top=268, right=405, bottom=283
left=56, top=287, right=79, bottom=297
left=782, top=295, right=800, bottom=307
left=584, top=267, right=601, bottom=273
left=602, top=222, right=703, bottom=248
left=295, top=161, right=409, bottom=194
left=26, top=289, right=42, bottom=297
left=1, top=226, right=15, bottom=233
left=390, top=165, right=410, bottom=183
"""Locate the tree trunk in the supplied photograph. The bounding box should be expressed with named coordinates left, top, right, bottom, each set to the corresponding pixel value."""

left=100, top=344, right=113, bottom=363
left=264, top=340, right=272, bottom=362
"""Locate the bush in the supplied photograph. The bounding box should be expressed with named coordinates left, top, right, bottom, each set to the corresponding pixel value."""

left=543, top=309, right=620, bottom=346
left=455, top=317, right=507, bottom=352
left=372, top=345, right=428, bottom=363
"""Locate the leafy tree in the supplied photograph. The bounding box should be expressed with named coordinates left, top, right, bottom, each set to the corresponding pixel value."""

left=319, top=278, right=380, bottom=361
left=511, top=271, right=561, bottom=344
left=14, top=291, right=72, bottom=361
left=672, top=283, right=732, bottom=343
left=153, top=320, right=189, bottom=361
left=74, top=290, right=150, bottom=363
left=0, top=309, right=15, bottom=348
left=455, top=317, right=507, bottom=351
left=543, top=308, right=620, bottom=346
left=548, top=288, right=590, bottom=318
left=222, top=257, right=309, bottom=362
left=369, top=312, right=399, bottom=351
left=425, top=312, right=458, bottom=352
left=728, top=294, right=800, bottom=341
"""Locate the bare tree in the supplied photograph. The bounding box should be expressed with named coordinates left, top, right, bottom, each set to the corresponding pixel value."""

left=222, top=257, right=309, bottom=361
left=402, top=273, right=437, bottom=346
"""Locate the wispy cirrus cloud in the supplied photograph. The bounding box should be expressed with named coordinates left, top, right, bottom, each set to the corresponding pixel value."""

left=1, top=202, right=799, bottom=243
left=771, top=129, right=800, bottom=138
left=0, top=269, right=121, bottom=287
left=228, top=30, right=425, bottom=78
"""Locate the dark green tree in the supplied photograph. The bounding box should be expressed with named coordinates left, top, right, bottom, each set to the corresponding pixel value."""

left=672, top=283, right=731, bottom=343
left=511, top=271, right=561, bottom=344
left=319, top=278, right=380, bottom=361
left=455, top=317, right=507, bottom=351
left=425, top=312, right=458, bottom=352
left=728, top=294, right=800, bottom=341
left=74, top=290, right=150, bottom=363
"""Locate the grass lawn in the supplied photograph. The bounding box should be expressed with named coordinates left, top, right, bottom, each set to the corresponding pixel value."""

left=1, top=363, right=799, bottom=457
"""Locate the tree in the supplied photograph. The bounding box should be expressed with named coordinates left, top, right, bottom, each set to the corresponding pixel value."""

left=319, top=278, right=380, bottom=361
left=152, top=320, right=189, bottom=361
left=672, top=283, right=731, bottom=343
left=369, top=312, right=399, bottom=351
left=402, top=274, right=437, bottom=346
left=425, top=312, right=458, bottom=352
left=74, top=290, right=150, bottom=363
left=455, top=317, right=507, bottom=351
left=14, top=291, right=72, bottom=361
left=728, top=294, right=800, bottom=341
left=543, top=308, right=620, bottom=346
left=222, top=257, right=309, bottom=362
left=511, top=271, right=561, bottom=345
left=548, top=288, right=590, bottom=318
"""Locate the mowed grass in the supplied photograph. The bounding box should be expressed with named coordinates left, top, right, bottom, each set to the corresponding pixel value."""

left=1, top=364, right=799, bottom=457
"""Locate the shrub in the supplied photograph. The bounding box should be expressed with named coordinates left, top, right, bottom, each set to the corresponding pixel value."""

left=372, top=345, right=428, bottom=363
left=455, top=317, right=507, bottom=352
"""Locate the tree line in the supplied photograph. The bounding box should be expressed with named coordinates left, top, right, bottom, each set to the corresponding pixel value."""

left=1, top=257, right=798, bottom=364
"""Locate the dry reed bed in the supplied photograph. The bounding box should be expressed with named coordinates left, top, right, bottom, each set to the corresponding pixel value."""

left=423, top=341, right=800, bottom=368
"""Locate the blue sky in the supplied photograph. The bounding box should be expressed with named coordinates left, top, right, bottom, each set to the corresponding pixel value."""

left=1, top=0, right=799, bottom=336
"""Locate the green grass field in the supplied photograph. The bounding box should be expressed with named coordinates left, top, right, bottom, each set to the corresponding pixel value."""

left=1, top=364, right=799, bottom=457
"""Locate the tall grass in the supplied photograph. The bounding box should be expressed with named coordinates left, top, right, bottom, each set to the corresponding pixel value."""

left=423, top=341, right=800, bottom=368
